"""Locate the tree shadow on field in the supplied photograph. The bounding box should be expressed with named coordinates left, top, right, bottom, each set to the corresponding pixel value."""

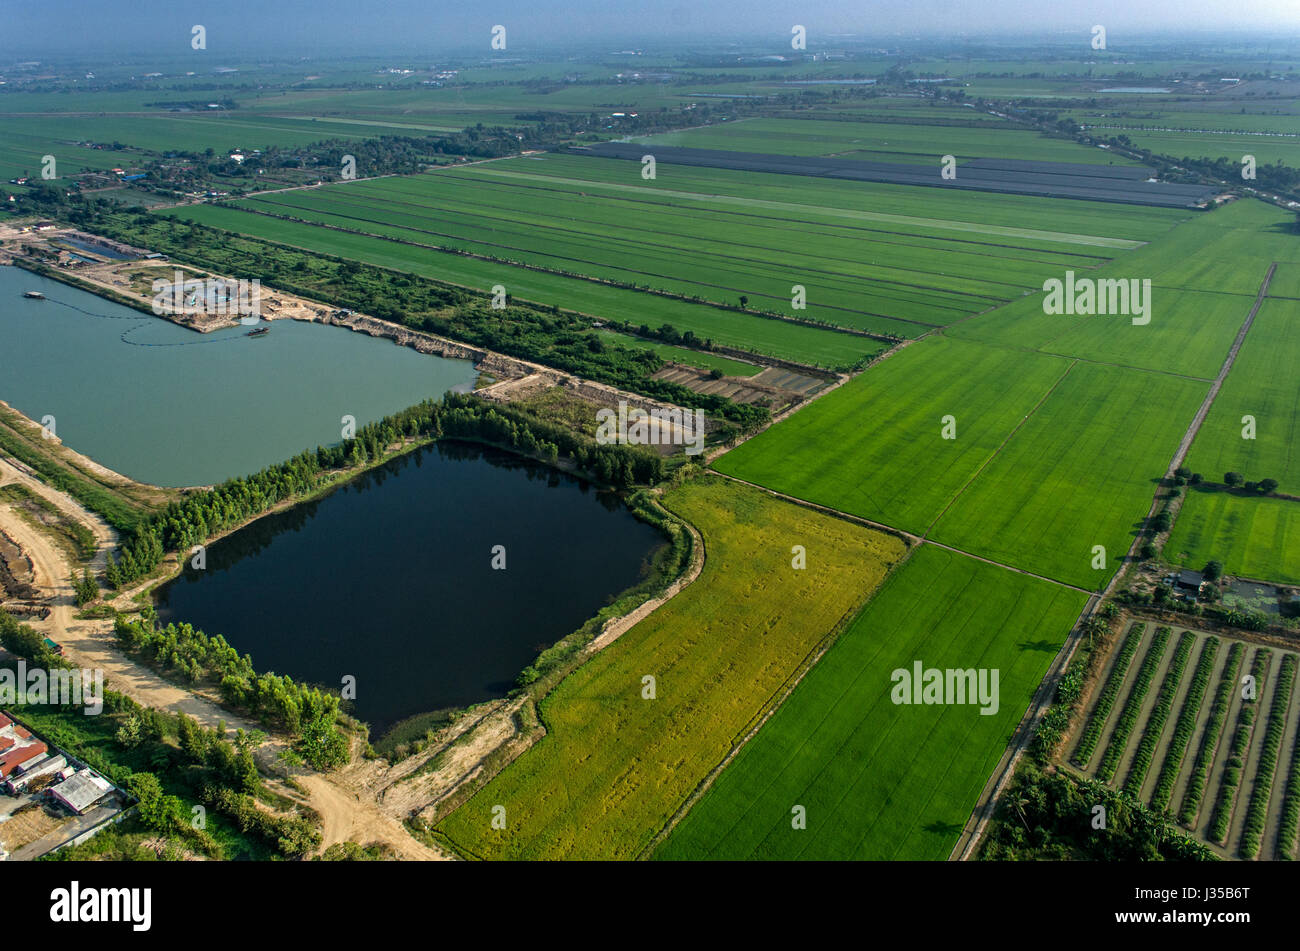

left=1017, top=639, right=1057, bottom=654
left=923, top=819, right=964, bottom=838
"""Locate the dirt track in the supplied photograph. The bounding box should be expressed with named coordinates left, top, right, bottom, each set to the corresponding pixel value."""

left=295, top=774, right=448, bottom=861
left=0, top=455, right=449, bottom=860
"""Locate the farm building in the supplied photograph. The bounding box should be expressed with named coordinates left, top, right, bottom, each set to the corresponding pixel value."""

left=0, top=740, right=48, bottom=779
left=1176, top=569, right=1206, bottom=594
left=47, top=769, right=114, bottom=815
left=3, top=754, right=67, bottom=794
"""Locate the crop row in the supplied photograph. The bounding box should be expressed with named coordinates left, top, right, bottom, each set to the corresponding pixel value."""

left=1207, top=650, right=1270, bottom=844
left=1097, top=627, right=1172, bottom=782
left=1149, top=637, right=1220, bottom=812
left=1123, top=631, right=1195, bottom=796
left=1276, top=681, right=1300, bottom=860
left=1179, top=641, right=1246, bottom=826
left=1072, top=625, right=1145, bottom=767
left=1239, top=653, right=1298, bottom=858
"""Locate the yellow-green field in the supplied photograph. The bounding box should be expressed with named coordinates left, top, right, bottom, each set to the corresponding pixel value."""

left=434, top=476, right=908, bottom=859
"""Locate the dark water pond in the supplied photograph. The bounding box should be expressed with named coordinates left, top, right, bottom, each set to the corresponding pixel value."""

left=154, top=441, right=665, bottom=735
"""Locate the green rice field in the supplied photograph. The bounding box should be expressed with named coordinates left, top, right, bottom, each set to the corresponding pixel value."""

left=1167, top=488, right=1300, bottom=585
left=656, top=544, right=1088, bottom=860
left=433, top=476, right=908, bottom=860
left=1185, top=301, right=1300, bottom=493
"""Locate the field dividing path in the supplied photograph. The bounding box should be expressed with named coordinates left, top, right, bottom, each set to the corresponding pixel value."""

left=1166, top=262, right=1277, bottom=476
left=955, top=263, right=1279, bottom=859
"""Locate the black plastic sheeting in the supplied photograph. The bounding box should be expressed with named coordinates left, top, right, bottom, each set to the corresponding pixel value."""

left=567, top=142, right=1220, bottom=208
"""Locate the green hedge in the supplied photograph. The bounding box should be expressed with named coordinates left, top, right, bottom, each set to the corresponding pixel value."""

left=1097, top=626, right=1171, bottom=782
left=1072, top=624, right=1144, bottom=768
left=1239, top=653, right=1297, bottom=857
left=1123, top=631, right=1194, bottom=795
left=1207, top=649, right=1269, bottom=843
left=1179, top=641, right=1246, bottom=827
left=1149, top=637, right=1219, bottom=812
left=1275, top=684, right=1300, bottom=860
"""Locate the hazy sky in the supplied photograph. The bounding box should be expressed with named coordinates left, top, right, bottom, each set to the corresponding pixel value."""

left=5, top=0, right=1300, bottom=57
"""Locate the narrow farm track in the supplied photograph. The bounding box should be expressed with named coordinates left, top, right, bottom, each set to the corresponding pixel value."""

left=951, top=593, right=1099, bottom=859
left=0, top=456, right=448, bottom=861
left=788, top=266, right=1275, bottom=861
left=1167, top=263, right=1277, bottom=474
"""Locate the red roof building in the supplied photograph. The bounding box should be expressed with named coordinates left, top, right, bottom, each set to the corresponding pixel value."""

left=0, top=741, right=48, bottom=778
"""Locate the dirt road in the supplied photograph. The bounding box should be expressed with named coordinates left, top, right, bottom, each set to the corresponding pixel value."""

left=951, top=263, right=1281, bottom=860
left=0, top=455, right=448, bottom=860
left=295, top=774, right=449, bottom=861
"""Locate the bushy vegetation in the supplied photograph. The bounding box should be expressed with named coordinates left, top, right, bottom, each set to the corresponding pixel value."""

left=1238, top=653, right=1297, bottom=857
left=1276, top=702, right=1300, bottom=860
left=73, top=568, right=99, bottom=607
left=1122, top=631, right=1194, bottom=794
left=1030, top=648, right=1090, bottom=762
left=1, top=610, right=315, bottom=859
left=1205, top=649, right=1267, bottom=842
left=1179, top=642, right=1246, bottom=826
left=1097, top=627, right=1171, bottom=782
left=113, top=608, right=348, bottom=770
left=1149, top=637, right=1219, bottom=812
left=1072, top=625, right=1143, bottom=768
left=980, top=761, right=1214, bottom=861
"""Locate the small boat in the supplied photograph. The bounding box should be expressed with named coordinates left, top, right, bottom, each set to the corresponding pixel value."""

left=245, top=326, right=269, bottom=337
left=23, top=291, right=44, bottom=299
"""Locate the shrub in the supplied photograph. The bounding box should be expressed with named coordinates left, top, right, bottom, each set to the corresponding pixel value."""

left=1097, top=627, right=1171, bottom=782
left=1123, top=632, right=1194, bottom=795
left=1179, top=642, right=1245, bottom=826
left=1239, top=654, right=1297, bottom=857
left=1205, top=649, right=1268, bottom=842
left=1150, top=637, right=1219, bottom=812
left=1073, top=626, right=1143, bottom=768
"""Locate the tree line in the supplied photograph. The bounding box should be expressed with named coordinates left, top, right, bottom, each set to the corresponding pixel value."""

left=0, top=610, right=319, bottom=858
left=34, top=199, right=767, bottom=431
left=113, top=607, right=348, bottom=771
left=105, top=392, right=666, bottom=593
